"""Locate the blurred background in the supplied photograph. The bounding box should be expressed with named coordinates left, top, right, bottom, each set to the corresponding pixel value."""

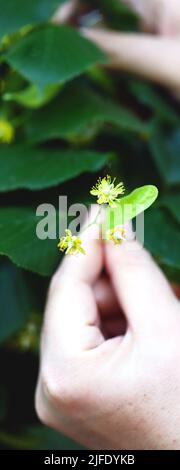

left=0, top=0, right=179, bottom=450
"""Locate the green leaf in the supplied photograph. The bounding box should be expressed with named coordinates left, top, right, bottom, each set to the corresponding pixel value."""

left=144, top=208, right=180, bottom=281
left=26, top=83, right=146, bottom=143
left=104, top=185, right=158, bottom=230
left=0, top=208, right=59, bottom=276
left=150, top=129, right=180, bottom=186
left=0, top=145, right=111, bottom=191
left=160, top=193, right=180, bottom=224
left=0, top=260, right=33, bottom=343
left=5, top=24, right=107, bottom=87
left=130, top=79, right=179, bottom=124
left=0, top=0, right=64, bottom=39
left=3, top=83, right=61, bottom=109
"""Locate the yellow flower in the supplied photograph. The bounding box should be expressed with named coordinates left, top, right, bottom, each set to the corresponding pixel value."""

left=0, top=119, right=14, bottom=144
left=107, top=226, right=126, bottom=245
left=90, top=175, right=125, bottom=207
left=58, top=229, right=85, bottom=256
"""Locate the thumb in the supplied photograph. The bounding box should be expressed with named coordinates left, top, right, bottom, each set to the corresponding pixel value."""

left=105, top=228, right=177, bottom=335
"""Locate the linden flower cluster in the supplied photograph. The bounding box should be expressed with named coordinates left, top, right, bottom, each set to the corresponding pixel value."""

left=0, top=119, right=14, bottom=144
left=90, top=175, right=125, bottom=208
left=58, top=176, right=126, bottom=256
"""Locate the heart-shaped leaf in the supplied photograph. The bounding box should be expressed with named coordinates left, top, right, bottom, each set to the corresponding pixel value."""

left=0, top=145, right=111, bottom=191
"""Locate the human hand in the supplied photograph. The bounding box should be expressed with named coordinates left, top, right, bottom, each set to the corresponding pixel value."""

left=82, top=0, right=180, bottom=90
left=35, top=223, right=180, bottom=450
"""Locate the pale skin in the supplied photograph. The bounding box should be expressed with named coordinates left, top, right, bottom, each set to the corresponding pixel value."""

left=82, top=0, right=180, bottom=91
left=35, top=220, right=180, bottom=450
left=122, top=0, right=180, bottom=35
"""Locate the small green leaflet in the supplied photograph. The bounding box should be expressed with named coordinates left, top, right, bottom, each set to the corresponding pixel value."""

left=104, top=185, right=158, bottom=231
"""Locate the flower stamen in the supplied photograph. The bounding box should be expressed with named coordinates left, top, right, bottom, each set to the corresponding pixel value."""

left=58, top=229, right=85, bottom=256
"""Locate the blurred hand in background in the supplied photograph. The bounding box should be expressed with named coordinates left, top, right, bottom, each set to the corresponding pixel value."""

left=82, top=0, right=180, bottom=91
left=122, top=0, right=180, bottom=35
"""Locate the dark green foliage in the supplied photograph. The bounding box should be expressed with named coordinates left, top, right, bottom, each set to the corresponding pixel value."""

left=0, top=261, right=34, bottom=342
left=5, top=24, right=107, bottom=87
left=96, top=0, right=138, bottom=31
left=0, top=0, right=65, bottom=38
left=0, top=146, right=111, bottom=191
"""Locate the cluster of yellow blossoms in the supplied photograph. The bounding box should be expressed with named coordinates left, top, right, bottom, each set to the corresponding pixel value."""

left=90, top=175, right=125, bottom=207
left=58, top=176, right=126, bottom=256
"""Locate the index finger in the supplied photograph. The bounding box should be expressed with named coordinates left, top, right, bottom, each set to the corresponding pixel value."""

left=41, top=213, right=105, bottom=359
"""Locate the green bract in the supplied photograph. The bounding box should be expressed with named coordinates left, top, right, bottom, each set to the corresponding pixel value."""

left=104, top=185, right=158, bottom=230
